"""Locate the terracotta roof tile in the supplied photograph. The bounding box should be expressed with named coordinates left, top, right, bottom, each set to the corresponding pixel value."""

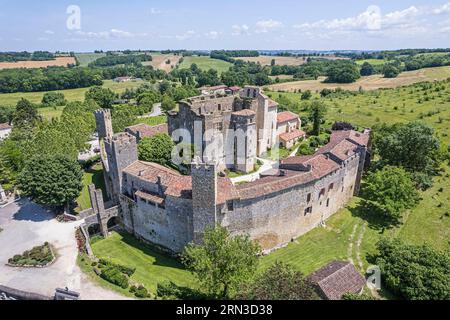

left=279, top=129, right=306, bottom=142
left=125, top=123, right=168, bottom=139
left=277, top=111, right=299, bottom=123
left=308, top=261, right=366, bottom=300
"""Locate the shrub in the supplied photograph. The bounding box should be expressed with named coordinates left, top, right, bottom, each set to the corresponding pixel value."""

left=130, top=284, right=151, bottom=298
left=100, top=266, right=129, bottom=289
left=8, top=243, right=54, bottom=267
left=98, top=258, right=136, bottom=276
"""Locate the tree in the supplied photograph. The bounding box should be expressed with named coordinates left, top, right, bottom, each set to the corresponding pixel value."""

left=362, top=166, right=420, bottom=223
left=41, top=92, right=66, bottom=107
left=0, top=105, right=15, bottom=124
left=138, top=133, right=174, bottom=165
left=18, top=154, right=83, bottom=207
left=382, top=64, right=400, bottom=78
left=307, top=100, right=327, bottom=136
left=270, top=59, right=276, bottom=66
left=342, top=293, right=376, bottom=300
left=161, top=95, right=176, bottom=113
left=111, top=105, right=137, bottom=133
left=332, top=121, right=354, bottom=131
left=326, top=61, right=361, bottom=83
left=374, top=122, right=441, bottom=178
left=85, top=86, right=117, bottom=108
left=375, top=239, right=450, bottom=300
left=182, top=226, right=261, bottom=299
left=360, top=62, right=375, bottom=76
left=301, top=90, right=312, bottom=100
left=13, top=98, right=41, bottom=128
left=237, top=261, right=319, bottom=300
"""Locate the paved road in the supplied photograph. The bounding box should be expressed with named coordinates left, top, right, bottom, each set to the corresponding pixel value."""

left=0, top=199, right=127, bottom=300
left=138, top=102, right=163, bottom=118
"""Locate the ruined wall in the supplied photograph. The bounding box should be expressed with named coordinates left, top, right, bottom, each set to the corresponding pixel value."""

left=219, top=155, right=361, bottom=251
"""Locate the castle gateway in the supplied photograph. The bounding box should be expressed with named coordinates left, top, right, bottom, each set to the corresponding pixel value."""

left=92, top=87, right=370, bottom=253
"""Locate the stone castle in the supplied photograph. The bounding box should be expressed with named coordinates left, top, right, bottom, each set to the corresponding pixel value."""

left=90, top=86, right=370, bottom=253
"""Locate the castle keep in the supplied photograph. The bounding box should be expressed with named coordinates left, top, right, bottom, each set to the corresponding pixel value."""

left=92, top=87, right=370, bottom=253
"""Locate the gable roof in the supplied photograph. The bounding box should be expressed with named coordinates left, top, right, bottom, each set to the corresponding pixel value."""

left=279, top=129, right=306, bottom=142
left=308, top=261, right=366, bottom=300
left=277, top=111, right=299, bottom=123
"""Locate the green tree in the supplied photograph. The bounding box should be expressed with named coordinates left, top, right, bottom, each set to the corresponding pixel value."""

left=360, top=62, right=375, bottom=76
left=362, top=166, right=420, bottom=223
left=18, top=154, right=83, bottom=207
left=41, top=92, right=66, bottom=107
left=307, top=100, right=327, bottom=136
left=301, top=90, right=312, bottom=100
left=0, top=105, right=15, bottom=124
left=138, top=133, right=174, bottom=165
left=13, top=98, right=41, bottom=128
left=342, top=293, right=376, bottom=300
left=85, top=86, right=117, bottom=108
left=375, top=239, right=450, bottom=300
left=161, top=95, right=176, bottom=113
left=237, top=261, right=319, bottom=300
left=382, top=64, right=400, bottom=78
left=326, top=61, right=361, bottom=83
left=111, top=105, right=137, bottom=133
left=182, top=226, right=261, bottom=299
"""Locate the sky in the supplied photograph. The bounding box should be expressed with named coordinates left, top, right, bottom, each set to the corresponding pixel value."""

left=0, top=0, right=450, bottom=52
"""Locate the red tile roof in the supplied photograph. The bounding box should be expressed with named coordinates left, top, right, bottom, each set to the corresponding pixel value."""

left=277, top=111, right=299, bottom=123
left=279, top=129, right=306, bottom=142
left=308, top=261, right=366, bottom=300
left=126, top=123, right=168, bottom=139
left=228, top=86, right=241, bottom=91
left=0, top=123, right=12, bottom=131
left=268, top=99, right=279, bottom=108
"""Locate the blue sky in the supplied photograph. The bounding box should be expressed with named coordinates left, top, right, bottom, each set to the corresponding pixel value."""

left=0, top=0, right=449, bottom=51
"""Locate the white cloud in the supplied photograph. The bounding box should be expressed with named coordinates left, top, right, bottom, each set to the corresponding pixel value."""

left=434, top=2, right=450, bottom=14
left=255, top=19, right=282, bottom=33
left=150, top=8, right=162, bottom=15
left=44, top=30, right=55, bottom=35
left=231, top=24, right=250, bottom=36
left=383, top=6, right=420, bottom=26
left=205, top=31, right=220, bottom=40
left=176, top=30, right=195, bottom=40
left=72, top=29, right=147, bottom=40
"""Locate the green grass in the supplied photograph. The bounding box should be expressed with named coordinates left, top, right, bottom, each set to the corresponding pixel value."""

left=355, top=59, right=386, bottom=65
left=178, top=56, right=232, bottom=74
left=90, top=231, right=195, bottom=294
left=75, top=53, right=106, bottom=67
left=75, top=163, right=107, bottom=212
left=1, top=80, right=148, bottom=108
left=135, top=115, right=167, bottom=126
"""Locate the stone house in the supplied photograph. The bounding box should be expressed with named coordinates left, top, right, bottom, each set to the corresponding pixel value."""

left=276, top=111, right=306, bottom=148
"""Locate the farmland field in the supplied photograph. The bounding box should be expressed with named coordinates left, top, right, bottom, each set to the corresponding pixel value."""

left=178, top=56, right=233, bottom=74
left=237, top=55, right=349, bottom=66
left=143, top=53, right=182, bottom=72
left=74, top=52, right=106, bottom=66
left=355, top=59, right=386, bottom=65
left=0, top=79, right=148, bottom=107
left=267, top=66, right=450, bottom=92
left=0, top=57, right=76, bottom=70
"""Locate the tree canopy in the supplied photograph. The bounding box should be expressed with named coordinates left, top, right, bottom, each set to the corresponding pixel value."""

left=138, top=133, right=174, bottom=165
left=182, top=226, right=261, bottom=299
left=307, top=100, right=327, bottom=136
left=18, top=154, right=83, bottom=207
left=85, top=86, right=117, bottom=108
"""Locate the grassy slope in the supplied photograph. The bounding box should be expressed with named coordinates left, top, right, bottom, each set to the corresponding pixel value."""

left=91, top=231, right=195, bottom=294
left=178, top=56, right=232, bottom=74
left=75, top=53, right=106, bottom=67
left=355, top=59, right=386, bottom=65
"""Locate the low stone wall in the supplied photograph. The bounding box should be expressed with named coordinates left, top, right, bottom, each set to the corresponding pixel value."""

left=0, top=285, right=52, bottom=300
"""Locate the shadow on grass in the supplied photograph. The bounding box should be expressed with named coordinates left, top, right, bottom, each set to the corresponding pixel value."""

left=348, top=200, right=401, bottom=234
left=118, top=231, right=187, bottom=271
left=156, top=281, right=209, bottom=300
left=88, top=165, right=108, bottom=200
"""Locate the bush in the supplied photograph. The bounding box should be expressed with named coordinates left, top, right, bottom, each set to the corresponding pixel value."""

left=130, top=284, right=151, bottom=298
left=8, top=242, right=54, bottom=267
left=100, top=266, right=129, bottom=289
left=98, top=258, right=136, bottom=276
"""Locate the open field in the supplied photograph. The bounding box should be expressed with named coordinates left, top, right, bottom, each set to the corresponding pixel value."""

left=1, top=79, right=148, bottom=107
left=267, top=66, right=450, bottom=92
left=74, top=53, right=106, bottom=66
left=0, top=57, right=76, bottom=70
left=90, top=231, right=195, bottom=295
left=237, top=55, right=349, bottom=66
left=143, top=53, right=182, bottom=72
left=178, top=56, right=233, bottom=74
left=355, top=59, right=386, bottom=65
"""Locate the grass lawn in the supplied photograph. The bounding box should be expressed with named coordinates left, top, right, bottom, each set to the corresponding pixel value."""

left=1, top=79, right=148, bottom=107
left=178, top=56, right=232, bottom=74
left=90, top=231, right=195, bottom=295
left=135, top=115, right=167, bottom=126
left=75, top=163, right=107, bottom=212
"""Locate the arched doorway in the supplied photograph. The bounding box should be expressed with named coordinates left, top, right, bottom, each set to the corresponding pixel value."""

left=88, top=223, right=101, bottom=236
left=107, top=216, right=119, bottom=231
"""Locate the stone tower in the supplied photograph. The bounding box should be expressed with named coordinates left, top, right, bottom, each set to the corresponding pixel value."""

left=230, top=111, right=257, bottom=173
left=95, top=109, right=113, bottom=140
left=104, top=133, right=138, bottom=204
left=191, top=158, right=218, bottom=243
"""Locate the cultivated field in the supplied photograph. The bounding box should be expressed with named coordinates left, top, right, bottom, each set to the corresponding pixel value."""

left=0, top=57, right=77, bottom=70
left=143, top=53, right=182, bottom=72
left=74, top=53, right=106, bottom=66
left=237, top=55, right=349, bottom=66
left=178, top=56, right=233, bottom=74
left=267, top=66, right=450, bottom=92
left=355, top=59, right=386, bottom=65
